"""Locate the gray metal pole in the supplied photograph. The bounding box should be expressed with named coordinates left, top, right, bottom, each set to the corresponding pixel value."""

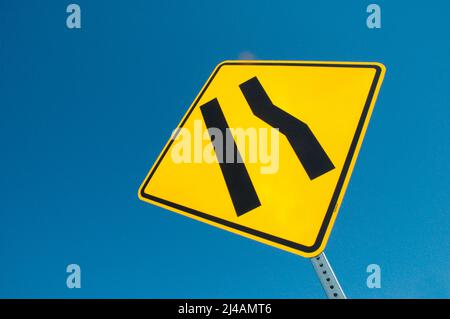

left=310, top=252, right=347, bottom=299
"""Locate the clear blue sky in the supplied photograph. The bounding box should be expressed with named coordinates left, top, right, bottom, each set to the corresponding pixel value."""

left=0, top=0, right=448, bottom=298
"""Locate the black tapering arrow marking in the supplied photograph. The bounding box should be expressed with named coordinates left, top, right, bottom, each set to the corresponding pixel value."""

left=239, top=77, right=335, bottom=180
left=200, top=98, right=261, bottom=217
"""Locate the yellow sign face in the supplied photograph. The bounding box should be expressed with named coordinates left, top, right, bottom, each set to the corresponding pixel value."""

left=139, top=61, right=385, bottom=257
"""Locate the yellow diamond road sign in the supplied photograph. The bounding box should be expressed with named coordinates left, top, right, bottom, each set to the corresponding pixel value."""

left=138, top=61, right=385, bottom=257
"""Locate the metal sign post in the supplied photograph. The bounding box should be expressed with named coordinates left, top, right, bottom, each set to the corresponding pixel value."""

left=310, top=252, right=346, bottom=299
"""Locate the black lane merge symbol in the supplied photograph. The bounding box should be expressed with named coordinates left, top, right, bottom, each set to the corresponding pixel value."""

left=239, top=77, right=335, bottom=180
left=200, top=98, right=261, bottom=217
left=199, top=77, right=334, bottom=217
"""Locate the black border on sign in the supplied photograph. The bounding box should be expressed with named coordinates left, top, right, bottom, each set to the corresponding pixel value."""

left=140, top=61, right=382, bottom=253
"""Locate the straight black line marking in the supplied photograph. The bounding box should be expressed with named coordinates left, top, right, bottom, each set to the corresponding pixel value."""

left=239, top=76, right=335, bottom=180
left=200, top=98, right=261, bottom=217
